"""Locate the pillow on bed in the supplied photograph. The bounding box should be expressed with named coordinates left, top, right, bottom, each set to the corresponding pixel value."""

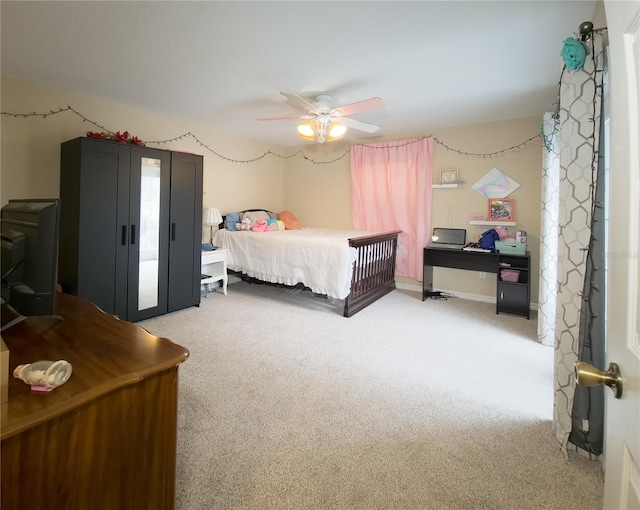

left=224, top=212, right=241, bottom=231
left=279, top=210, right=301, bottom=230
left=241, top=210, right=271, bottom=226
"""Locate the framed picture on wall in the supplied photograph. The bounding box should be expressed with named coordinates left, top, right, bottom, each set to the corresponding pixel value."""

left=440, top=169, right=458, bottom=184
left=488, top=198, right=515, bottom=222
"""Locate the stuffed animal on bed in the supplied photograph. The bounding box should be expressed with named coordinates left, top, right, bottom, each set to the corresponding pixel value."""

left=279, top=210, right=301, bottom=230
left=252, top=219, right=270, bottom=232
left=236, top=217, right=253, bottom=231
left=267, top=218, right=279, bottom=231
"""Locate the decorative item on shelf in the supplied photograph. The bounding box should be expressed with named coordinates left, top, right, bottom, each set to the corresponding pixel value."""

left=440, top=169, right=458, bottom=184
left=203, top=207, right=222, bottom=244
left=86, top=130, right=145, bottom=145
left=488, top=198, right=515, bottom=222
left=470, top=214, right=486, bottom=221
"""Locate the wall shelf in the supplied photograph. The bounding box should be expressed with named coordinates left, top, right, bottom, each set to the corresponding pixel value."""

left=432, top=183, right=459, bottom=189
left=469, top=220, right=517, bottom=226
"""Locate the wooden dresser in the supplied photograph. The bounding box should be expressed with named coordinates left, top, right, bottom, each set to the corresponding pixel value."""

left=1, top=292, right=189, bottom=510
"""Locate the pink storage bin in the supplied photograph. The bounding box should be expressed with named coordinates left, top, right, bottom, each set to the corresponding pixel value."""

left=500, top=269, right=520, bottom=282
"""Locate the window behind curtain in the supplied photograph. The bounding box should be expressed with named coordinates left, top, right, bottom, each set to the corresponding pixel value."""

left=350, top=138, right=433, bottom=279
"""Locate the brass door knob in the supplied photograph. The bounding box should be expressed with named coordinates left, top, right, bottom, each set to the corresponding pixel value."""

left=574, top=361, right=623, bottom=399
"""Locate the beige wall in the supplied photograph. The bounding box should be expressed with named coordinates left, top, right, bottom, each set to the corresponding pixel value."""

left=2, top=76, right=543, bottom=305
left=593, top=0, right=606, bottom=27
left=283, top=117, right=543, bottom=303
left=282, top=141, right=356, bottom=229
left=1, top=77, right=285, bottom=215
left=430, top=117, right=542, bottom=302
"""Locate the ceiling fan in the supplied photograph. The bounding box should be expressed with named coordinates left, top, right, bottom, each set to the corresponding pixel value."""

left=257, top=92, right=385, bottom=143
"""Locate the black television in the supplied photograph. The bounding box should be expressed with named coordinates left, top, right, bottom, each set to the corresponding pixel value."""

left=1, top=198, right=60, bottom=319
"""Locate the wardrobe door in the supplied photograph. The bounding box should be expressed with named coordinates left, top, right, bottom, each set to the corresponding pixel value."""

left=59, top=138, right=131, bottom=319
left=167, top=152, right=203, bottom=312
left=126, top=147, right=171, bottom=322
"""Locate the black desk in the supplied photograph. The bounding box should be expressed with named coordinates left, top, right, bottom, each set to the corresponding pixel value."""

left=422, top=247, right=530, bottom=319
left=422, top=247, right=498, bottom=300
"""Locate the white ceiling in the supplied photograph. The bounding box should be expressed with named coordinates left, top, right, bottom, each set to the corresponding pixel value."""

left=1, top=1, right=597, bottom=147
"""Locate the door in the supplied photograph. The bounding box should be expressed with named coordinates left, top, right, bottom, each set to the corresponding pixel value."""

left=602, top=1, right=640, bottom=507
left=127, top=146, right=171, bottom=322
left=59, top=138, right=131, bottom=319
left=498, top=282, right=529, bottom=317
left=167, top=152, right=203, bottom=313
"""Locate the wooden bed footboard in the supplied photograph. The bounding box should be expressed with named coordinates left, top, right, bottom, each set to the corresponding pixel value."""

left=344, top=230, right=401, bottom=317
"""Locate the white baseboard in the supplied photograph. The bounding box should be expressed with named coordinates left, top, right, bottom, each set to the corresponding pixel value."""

left=227, top=277, right=538, bottom=311
left=394, top=281, right=538, bottom=311
left=395, top=281, right=423, bottom=294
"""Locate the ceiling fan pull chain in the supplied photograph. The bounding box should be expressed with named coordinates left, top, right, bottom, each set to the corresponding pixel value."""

left=316, top=118, right=327, bottom=143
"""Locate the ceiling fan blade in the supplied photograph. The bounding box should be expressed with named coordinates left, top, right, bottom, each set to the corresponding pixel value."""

left=333, top=97, right=385, bottom=117
left=280, top=92, right=316, bottom=112
left=340, top=117, right=381, bottom=133
left=256, top=115, right=313, bottom=121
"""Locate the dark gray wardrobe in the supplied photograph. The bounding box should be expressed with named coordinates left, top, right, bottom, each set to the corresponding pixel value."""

left=59, top=137, right=203, bottom=322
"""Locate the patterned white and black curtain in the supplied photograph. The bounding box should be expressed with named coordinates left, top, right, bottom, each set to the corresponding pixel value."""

left=538, top=113, right=560, bottom=348
left=552, top=31, right=606, bottom=457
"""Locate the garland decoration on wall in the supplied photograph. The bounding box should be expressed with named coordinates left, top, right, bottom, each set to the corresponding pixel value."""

left=87, top=130, right=145, bottom=145
left=431, top=134, right=540, bottom=158
left=2, top=104, right=543, bottom=165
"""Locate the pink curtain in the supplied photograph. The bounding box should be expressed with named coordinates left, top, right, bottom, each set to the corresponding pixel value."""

left=351, top=138, right=433, bottom=279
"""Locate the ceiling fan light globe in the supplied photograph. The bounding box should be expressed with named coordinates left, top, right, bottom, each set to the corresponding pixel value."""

left=261, top=92, right=385, bottom=143
left=328, top=122, right=347, bottom=139
left=297, top=123, right=314, bottom=137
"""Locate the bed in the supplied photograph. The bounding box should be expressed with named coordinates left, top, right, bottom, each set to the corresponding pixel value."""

left=212, top=211, right=400, bottom=317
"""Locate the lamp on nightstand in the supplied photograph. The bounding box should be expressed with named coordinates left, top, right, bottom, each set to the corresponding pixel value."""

left=203, top=207, right=222, bottom=245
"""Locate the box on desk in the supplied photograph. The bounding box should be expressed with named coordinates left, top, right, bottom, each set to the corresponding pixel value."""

left=495, top=241, right=526, bottom=255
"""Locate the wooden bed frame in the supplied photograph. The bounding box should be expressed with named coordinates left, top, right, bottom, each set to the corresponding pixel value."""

left=218, top=211, right=400, bottom=317
left=344, top=230, right=401, bottom=317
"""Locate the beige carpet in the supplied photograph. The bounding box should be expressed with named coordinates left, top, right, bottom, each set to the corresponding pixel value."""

left=140, top=282, right=604, bottom=510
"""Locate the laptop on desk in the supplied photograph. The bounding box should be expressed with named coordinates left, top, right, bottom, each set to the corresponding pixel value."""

left=427, top=227, right=467, bottom=250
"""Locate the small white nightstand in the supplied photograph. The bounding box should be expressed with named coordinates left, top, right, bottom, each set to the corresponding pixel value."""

left=201, top=249, right=228, bottom=295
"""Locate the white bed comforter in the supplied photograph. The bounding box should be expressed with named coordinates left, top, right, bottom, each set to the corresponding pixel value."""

left=212, top=228, right=372, bottom=299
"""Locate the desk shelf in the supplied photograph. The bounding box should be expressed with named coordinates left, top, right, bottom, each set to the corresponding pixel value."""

left=496, top=253, right=530, bottom=319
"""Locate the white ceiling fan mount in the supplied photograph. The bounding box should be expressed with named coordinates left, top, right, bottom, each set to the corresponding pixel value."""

left=307, top=94, right=337, bottom=116
left=257, top=92, right=385, bottom=143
